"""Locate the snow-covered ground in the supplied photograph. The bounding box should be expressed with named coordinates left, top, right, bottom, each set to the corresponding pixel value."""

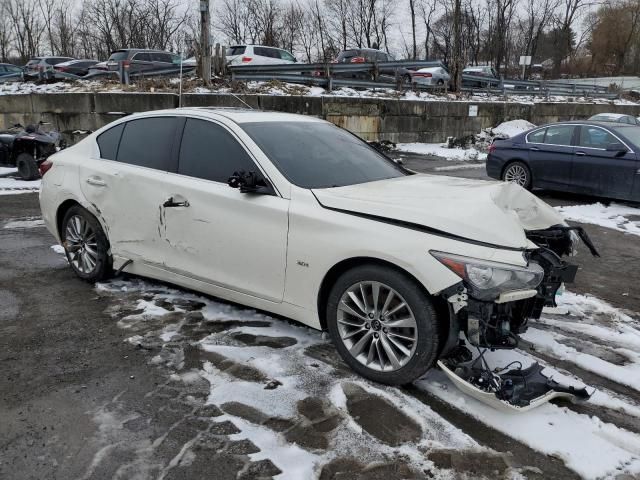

left=555, top=203, right=640, bottom=237
left=92, top=273, right=640, bottom=479
left=0, top=79, right=636, bottom=105
left=0, top=175, right=41, bottom=195
left=396, top=143, right=487, bottom=161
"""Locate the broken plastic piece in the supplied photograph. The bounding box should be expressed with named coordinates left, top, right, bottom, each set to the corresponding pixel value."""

left=438, top=358, right=593, bottom=412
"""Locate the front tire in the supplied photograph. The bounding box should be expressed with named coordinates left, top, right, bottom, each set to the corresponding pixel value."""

left=16, top=153, right=39, bottom=180
left=503, top=161, right=532, bottom=190
left=61, top=205, right=112, bottom=282
left=326, top=265, right=440, bottom=385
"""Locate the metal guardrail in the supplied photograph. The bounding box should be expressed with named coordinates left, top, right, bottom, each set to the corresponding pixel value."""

left=0, top=58, right=618, bottom=98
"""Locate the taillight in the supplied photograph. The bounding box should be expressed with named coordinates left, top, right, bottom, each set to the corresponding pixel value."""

left=413, top=72, right=432, bottom=78
left=350, top=57, right=366, bottom=63
left=241, top=56, right=252, bottom=63
left=55, top=66, right=66, bottom=72
left=488, top=143, right=497, bottom=154
left=123, top=60, right=131, bottom=67
left=39, top=159, right=53, bottom=177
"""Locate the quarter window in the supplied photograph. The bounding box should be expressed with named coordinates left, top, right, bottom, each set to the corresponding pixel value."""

left=578, top=126, right=617, bottom=149
left=96, top=123, right=125, bottom=160
left=116, top=117, right=177, bottom=170
left=178, top=119, right=257, bottom=183
left=543, top=125, right=574, bottom=146
left=527, top=129, right=546, bottom=143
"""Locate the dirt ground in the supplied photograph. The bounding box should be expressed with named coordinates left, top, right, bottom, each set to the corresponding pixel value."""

left=1, top=157, right=639, bottom=480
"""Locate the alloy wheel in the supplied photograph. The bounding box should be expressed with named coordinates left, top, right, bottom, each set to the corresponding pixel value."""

left=504, top=164, right=528, bottom=186
left=64, top=215, right=98, bottom=274
left=336, top=281, right=418, bottom=372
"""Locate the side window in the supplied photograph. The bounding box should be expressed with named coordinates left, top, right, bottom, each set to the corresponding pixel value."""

left=97, top=123, right=125, bottom=160
left=152, top=52, right=172, bottom=63
left=578, top=126, right=617, bottom=149
left=527, top=128, right=546, bottom=143
left=543, top=125, right=574, bottom=146
left=117, top=117, right=177, bottom=170
left=254, top=47, right=270, bottom=57
left=178, top=119, right=257, bottom=183
left=133, top=53, right=151, bottom=62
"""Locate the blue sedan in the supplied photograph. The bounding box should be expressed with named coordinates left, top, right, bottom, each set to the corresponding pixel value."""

left=486, top=121, right=640, bottom=202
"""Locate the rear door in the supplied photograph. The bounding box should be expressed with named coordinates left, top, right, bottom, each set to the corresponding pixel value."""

left=131, top=52, right=154, bottom=73
left=79, top=116, right=181, bottom=265
left=160, top=117, right=289, bottom=302
left=572, top=125, right=636, bottom=199
left=526, top=124, right=576, bottom=188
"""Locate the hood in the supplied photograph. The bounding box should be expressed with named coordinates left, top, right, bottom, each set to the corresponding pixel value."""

left=312, top=174, right=566, bottom=250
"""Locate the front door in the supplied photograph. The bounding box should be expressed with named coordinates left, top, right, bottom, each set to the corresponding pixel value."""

left=527, top=124, right=576, bottom=189
left=161, top=118, right=289, bottom=302
left=573, top=125, right=637, bottom=199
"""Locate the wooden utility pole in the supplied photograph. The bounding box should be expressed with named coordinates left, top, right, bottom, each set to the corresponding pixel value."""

left=200, top=0, right=211, bottom=86
left=451, top=0, right=463, bottom=92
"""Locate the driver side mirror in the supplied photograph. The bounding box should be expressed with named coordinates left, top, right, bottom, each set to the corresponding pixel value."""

left=606, top=142, right=628, bottom=155
left=227, top=170, right=273, bottom=194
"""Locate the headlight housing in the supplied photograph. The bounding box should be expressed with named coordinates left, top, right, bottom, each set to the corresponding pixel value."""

left=431, top=251, right=545, bottom=300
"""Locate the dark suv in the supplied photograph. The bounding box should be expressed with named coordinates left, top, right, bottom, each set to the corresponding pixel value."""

left=103, top=49, right=186, bottom=74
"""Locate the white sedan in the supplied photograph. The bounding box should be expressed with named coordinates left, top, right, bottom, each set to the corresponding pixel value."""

left=409, top=66, right=450, bottom=86
left=39, top=108, right=593, bottom=404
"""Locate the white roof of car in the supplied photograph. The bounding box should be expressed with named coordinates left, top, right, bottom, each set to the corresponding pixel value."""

left=148, top=107, right=326, bottom=124
left=592, top=113, right=628, bottom=119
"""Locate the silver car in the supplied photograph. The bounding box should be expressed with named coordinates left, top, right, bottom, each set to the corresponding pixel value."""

left=589, top=113, right=640, bottom=126
left=409, top=66, right=450, bottom=86
left=24, top=56, right=74, bottom=76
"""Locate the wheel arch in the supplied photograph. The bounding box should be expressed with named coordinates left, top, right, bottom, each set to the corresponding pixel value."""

left=316, top=256, right=451, bottom=346
left=56, top=199, right=111, bottom=247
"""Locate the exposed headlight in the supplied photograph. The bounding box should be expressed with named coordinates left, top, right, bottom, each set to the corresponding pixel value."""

left=431, top=251, right=545, bottom=300
left=569, top=230, right=580, bottom=256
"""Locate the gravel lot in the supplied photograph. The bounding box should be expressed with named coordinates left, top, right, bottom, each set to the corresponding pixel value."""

left=1, top=157, right=639, bottom=480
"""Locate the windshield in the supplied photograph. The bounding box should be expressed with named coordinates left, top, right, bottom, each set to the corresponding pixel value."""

left=611, top=126, right=640, bottom=146
left=241, top=121, right=408, bottom=189
left=227, top=46, right=246, bottom=56
left=108, top=51, right=129, bottom=61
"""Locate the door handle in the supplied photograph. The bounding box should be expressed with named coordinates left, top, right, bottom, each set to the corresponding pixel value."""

left=529, top=147, right=539, bottom=151
left=86, top=176, right=106, bottom=187
left=163, top=196, right=190, bottom=208
left=575, top=151, right=586, bottom=156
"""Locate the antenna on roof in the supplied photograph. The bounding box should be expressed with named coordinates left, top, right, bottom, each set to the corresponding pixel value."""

left=229, top=92, right=254, bottom=110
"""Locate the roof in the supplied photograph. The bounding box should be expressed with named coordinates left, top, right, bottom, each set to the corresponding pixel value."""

left=129, top=107, right=327, bottom=124
left=590, top=113, right=630, bottom=119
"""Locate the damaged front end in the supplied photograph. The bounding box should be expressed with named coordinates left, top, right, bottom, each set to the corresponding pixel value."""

left=433, top=225, right=598, bottom=411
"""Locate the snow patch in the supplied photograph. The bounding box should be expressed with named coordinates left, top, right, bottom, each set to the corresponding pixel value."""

left=491, top=119, right=536, bottom=138
left=3, top=217, right=44, bottom=229
left=434, top=162, right=486, bottom=172
left=396, top=143, right=487, bottom=161
left=0, top=176, right=41, bottom=194
left=555, top=202, right=640, bottom=237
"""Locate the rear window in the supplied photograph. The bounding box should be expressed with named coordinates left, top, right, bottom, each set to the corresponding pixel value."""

left=108, top=51, right=129, bottom=62
left=336, top=50, right=361, bottom=62
left=227, top=46, right=246, bottom=56
left=116, top=117, right=177, bottom=171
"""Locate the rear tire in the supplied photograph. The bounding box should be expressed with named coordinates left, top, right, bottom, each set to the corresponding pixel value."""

left=16, top=153, right=39, bottom=181
left=61, top=205, right=112, bottom=282
left=503, top=161, right=532, bottom=190
left=326, top=265, right=440, bottom=385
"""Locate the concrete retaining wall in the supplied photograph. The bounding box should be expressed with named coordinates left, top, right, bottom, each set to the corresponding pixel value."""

left=1, top=92, right=640, bottom=143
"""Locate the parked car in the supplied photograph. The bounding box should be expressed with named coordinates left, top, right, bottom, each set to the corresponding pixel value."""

left=487, top=120, right=640, bottom=202
left=101, top=49, right=186, bottom=75
left=0, top=122, right=64, bottom=180
left=0, top=63, right=24, bottom=77
left=53, top=59, right=99, bottom=77
left=588, top=113, right=640, bottom=126
left=226, top=45, right=297, bottom=66
left=39, top=108, right=596, bottom=409
left=24, top=56, right=74, bottom=76
left=408, top=66, right=449, bottom=86
left=462, top=66, right=499, bottom=88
